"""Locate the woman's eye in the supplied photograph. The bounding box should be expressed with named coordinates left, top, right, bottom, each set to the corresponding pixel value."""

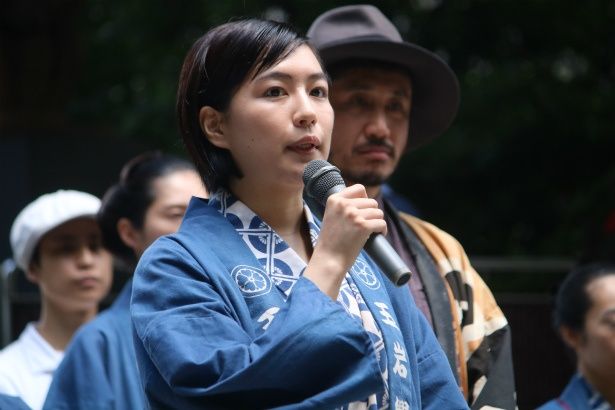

left=311, top=87, right=327, bottom=98
left=52, top=243, right=79, bottom=255
left=265, top=87, right=285, bottom=97
left=89, top=241, right=103, bottom=253
left=603, top=317, right=615, bottom=330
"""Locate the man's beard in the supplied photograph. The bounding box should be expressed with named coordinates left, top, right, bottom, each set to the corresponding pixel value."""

left=341, top=168, right=388, bottom=188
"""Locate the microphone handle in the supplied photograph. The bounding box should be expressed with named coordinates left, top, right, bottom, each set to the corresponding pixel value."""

left=364, top=234, right=411, bottom=286
left=321, top=185, right=412, bottom=287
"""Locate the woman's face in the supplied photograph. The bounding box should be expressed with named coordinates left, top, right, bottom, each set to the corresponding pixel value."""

left=132, top=169, right=206, bottom=256
left=572, top=274, right=615, bottom=383
left=211, top=44, right=333, bottom=192
left=29, top=218, right=113, bottom=313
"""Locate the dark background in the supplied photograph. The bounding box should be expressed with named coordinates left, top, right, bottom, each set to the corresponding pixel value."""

left=1, top=1, right=613, bottom=408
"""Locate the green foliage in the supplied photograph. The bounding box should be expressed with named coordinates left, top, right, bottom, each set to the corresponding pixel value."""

left=68, top=0, right=615, bottom=256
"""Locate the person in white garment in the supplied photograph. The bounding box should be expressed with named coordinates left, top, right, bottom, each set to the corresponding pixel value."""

left=0, top=190, right=113, bottom=410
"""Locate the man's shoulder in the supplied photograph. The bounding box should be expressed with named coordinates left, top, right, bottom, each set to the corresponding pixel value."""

left=397, top=211, right=460, bottom=244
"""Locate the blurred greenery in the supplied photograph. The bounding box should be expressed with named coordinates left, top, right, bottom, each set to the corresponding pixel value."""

left=4, top=0, right=615, bottom=257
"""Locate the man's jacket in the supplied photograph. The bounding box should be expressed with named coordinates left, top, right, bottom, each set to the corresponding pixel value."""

left=385, top=199, right=516, bottom=410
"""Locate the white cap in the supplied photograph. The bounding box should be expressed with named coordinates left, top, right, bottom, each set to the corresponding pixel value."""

left=10, top=190, right=101, bottom=271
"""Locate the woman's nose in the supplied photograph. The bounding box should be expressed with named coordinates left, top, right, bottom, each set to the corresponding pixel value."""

left=293, top=93, right=317, bottom=128
left=76, top=245, right=96, bottom=267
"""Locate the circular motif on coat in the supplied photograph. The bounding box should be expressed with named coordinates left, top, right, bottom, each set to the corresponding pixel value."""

left=351, top=259, right=380, bottom=290
left=232, top=265, right=271, bottom=297
left=271, top=258, right=293, bottom=278
left=225, top=213, right=244, bottom=229
left=269, top=258, right=296, bottom=293
left=248, top=217, right=289, bottom=253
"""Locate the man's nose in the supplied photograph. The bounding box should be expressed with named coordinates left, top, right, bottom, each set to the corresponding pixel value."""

left=364, top=110, right=390, bottom=139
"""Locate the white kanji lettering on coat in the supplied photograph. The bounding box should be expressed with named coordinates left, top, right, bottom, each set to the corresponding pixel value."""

left=395, top=397, right=409, bottom=410
left=374, top=301, right=399, bottom=330
left=257, top=307, right=280, bottom=330
left=392, top=341, right=408, bottom=379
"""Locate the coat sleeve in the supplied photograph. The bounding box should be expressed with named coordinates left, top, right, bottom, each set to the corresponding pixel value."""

left=130, top=238, right=383, bottom=410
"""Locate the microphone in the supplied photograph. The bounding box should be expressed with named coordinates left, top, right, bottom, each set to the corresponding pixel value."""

left=303, top=159, right=412, bottom=287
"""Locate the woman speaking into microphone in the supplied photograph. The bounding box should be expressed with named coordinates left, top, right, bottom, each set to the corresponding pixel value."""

left=130, top=17, right=465, bottom=409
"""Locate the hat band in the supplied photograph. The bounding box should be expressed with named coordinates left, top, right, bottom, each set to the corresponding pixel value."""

left=319, top=34, right=400, bottom=49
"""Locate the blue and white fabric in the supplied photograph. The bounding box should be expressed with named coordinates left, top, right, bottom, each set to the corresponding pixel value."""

left=130, top=195, right=468, bottom=410
left=210, top=190, right=404, bottom=409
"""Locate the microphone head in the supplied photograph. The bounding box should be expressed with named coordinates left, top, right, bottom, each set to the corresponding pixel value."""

left=303, top=159, right=346, bottom=205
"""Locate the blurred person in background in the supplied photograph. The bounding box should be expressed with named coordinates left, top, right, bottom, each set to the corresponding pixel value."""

left=43, top=152, right=206, bottom=410
left=0, top=190, right=113, bottom=410
left=308, top=5, right=515, bottom=409
left=538, top=263, right=615, bottom=410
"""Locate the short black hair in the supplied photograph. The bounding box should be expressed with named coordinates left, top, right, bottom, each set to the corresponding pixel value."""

left=326, top=58, right=412, bottom=84
left=553, top=262, right=615, bottom=332
left=176, top=18, right=317, bottom=192
left=97, top=151, right=196, bottom=267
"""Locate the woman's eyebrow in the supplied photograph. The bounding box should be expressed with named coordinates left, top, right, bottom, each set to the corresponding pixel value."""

left=255, top=71, right=327, bottom=82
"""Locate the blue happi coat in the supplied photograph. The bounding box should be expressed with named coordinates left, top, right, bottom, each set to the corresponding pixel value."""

left=130, top=197, right=466, bottom=409
left=43, top=281, right=145, bottom=410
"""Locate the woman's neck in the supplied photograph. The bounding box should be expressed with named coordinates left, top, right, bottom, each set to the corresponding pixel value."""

left=36, top=300, right=98, bottom=351
left=230, top=180, right=312, bottom=261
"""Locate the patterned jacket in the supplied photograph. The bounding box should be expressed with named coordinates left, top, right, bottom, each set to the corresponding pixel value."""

left=384, top=199, right=516, bottom=409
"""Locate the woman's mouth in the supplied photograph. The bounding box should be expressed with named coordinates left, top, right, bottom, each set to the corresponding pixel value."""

left=288, top=136, right=320, bottom=154
left=76, top=277, right=101, bottom=289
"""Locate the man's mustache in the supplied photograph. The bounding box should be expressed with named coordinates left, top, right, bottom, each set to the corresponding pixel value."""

left=354, top=139, right=395, bottom=156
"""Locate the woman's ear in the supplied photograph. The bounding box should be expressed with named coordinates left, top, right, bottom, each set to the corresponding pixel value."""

left=117, top=217, right=141, bottom=252
left=199, top=106, right=230, bottom=149
left=25, top=265, right=41, bottom=285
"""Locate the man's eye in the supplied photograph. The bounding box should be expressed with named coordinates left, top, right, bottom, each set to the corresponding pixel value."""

left=387, top=101, right=409, bottom=115
left=265, top=87, right=284, bottom=97
left=349, top=95, right=370, bottom=108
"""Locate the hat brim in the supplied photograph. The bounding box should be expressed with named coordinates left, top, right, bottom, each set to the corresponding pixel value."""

left=317, top=40, right=460, bottom=150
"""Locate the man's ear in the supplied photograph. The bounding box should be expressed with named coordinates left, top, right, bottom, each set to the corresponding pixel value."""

left=560, top=325, right=583, bottom=351
left=199, top=106, right=230, bottom=149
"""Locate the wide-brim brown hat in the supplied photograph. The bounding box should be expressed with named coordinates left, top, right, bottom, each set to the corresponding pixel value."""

left=307, top=4, right=460, bottom=150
